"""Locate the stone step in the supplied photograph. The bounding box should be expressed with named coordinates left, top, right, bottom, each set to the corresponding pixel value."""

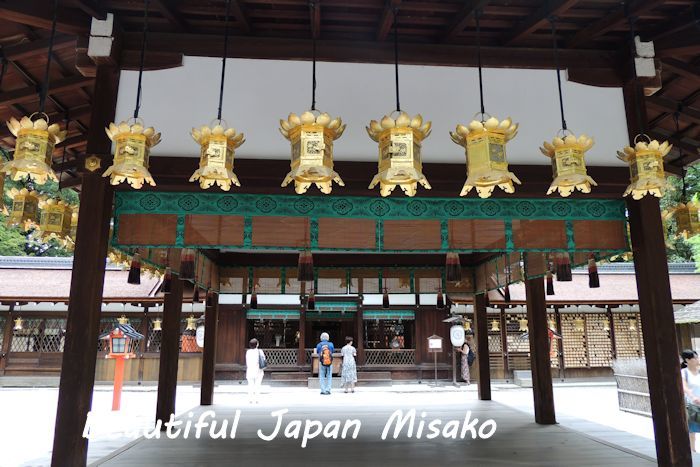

left=307, top=377, right=392, bottom=389
left=266, top=372, right=309, bottom=381
left=513, top=370, right=533, bottom=388
left=356, top=371, right=392, bottom=380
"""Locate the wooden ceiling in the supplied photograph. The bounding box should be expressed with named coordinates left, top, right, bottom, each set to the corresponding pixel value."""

left=0, top=0, right=698, bottom=189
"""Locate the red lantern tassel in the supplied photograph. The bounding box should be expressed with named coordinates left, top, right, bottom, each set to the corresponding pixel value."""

left=206, top=288, right=215, bottom=307
left=504, top=285, right=511, bottom=302
left=250, top=289, right=258, bottom=309
left=307, top=290, right=316, bottom=310
left=446, top=252, right=462, bottom=283
left=161, top=267, right=172, bottom=294
left=127, top=253, right=141, bottom=285
left=382, top=288, right=390, bottom=309
left=297, top=250, right=314, bottom=282
left=546, top=270, right=555, bottom=296
left=588, top=254, right=600, bottom=288
left=559, top=253, right=572, bottom=281
left=436, top=289, right=445, bottom=309
left=180, top=249, right=195, bottom=280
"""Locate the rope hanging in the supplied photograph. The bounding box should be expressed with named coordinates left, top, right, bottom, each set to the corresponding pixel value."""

left=475, top=9, right=485, bottom=117
left=217, top=0, right=233, bottom=120
left=673, top=110, right=687, bottom=200
left=548, top=17, right=568, bottom=132
left=133, top=0, right=150, bottom=119
left=310, top=1, right=317, bottom=111
left=39, top=0, right=59, bottom=113
left=393, top=7, right=401, bottom=112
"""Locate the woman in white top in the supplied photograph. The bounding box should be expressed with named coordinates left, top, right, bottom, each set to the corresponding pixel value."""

left=246, top=338, right=265, bottom=404
left=681, top=349, right=700, bottom=451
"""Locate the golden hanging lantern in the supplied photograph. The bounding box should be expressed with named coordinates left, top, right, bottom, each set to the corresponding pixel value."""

left=152, top=318, right=162, bottom=331
left=628, top=317, right=638, bottom=332
left=671, top=198, right=700, bottom=238
left=103, top=120, right=161, bottom=189
left=463, top=319, right=472, bottom=331
left=68, top=210, right=79, bottom=243
left=279, top=111, right=345, bottom=194
left=366, top=111, right=432, bottom=197
left=13, top=317, right=23, bottom=331
left=491, top=319, right=500, bottom=332
left=190, top=123, right=244, bottom=191
left=518, top=318, right=528, bottom=332
left=0, top=173, right=5, bottom=215
left=573, top=317, right=585, bottom=332
left=186, top=315, right=198, bottom=331
left=6, top=187, right=40, bottom=229
left=450, top=116, right=520, bottom=198
left=3, top=114, right=65, bottom=185
left=117, top=315, right=129, bottom=325
left=540, top=133, right=597, bottom=197
left=38, top=198, right=72, bottom=240
left=616, top=136, right=672, bottom=200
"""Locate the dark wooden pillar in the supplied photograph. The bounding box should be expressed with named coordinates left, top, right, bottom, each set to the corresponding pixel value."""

left=628, top=196, right=692, bottom=466
left=0, top=304, right=15, bottom=375
left=473, top=293, right=491, bottom=400
left=525, top=277, right=556, bottom=425
left=201, top=293, right=219, bottom=406
left=356, top=299, right=365, bottom=365
left=500, top=308, right=508, bottom=379
left=51, top=65, right=119, bottom=467
left=297, top=294, right=306, bottom=366
left=554, top=306, right=565, bottom=379
left=156, top=273, right=184, bottom=427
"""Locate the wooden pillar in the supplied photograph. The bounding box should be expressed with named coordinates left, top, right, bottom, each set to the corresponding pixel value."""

left=356, top=299, right=365, bottom=366
left=51, top=65, right=119, bottom=467
left=156, top=272, right=184, bottom=427
left=0, top=304, right=14, bottom=375
left=297, top=292, right=306, bottom=366
left=607, top=306, right=618, bottom=360
left=473, top=293, right=491, bottom=401
left=500, top=308, right=509, bottom=379
left=554, top=306, right=565, bottom=379
left=628, top=196, right=692, bottom=466
left=525, top=277, right=556, bottom=425
left=201, top=293, right=219, bottom=405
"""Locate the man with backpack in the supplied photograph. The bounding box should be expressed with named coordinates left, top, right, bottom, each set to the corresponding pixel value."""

left=315, top=332, right=335, bottom=395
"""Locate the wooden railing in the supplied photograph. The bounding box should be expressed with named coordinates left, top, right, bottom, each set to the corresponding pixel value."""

left=364, top=349, right=415, bottom=366
left=261, top=348, right=297, bottom=366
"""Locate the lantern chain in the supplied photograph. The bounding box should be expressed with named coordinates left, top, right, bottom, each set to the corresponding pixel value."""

left=310, top=1, right=317, bottom=111
left=624, top=2, right=646, bottom=137
left=134, top=0, right=150, bottom=120
left=217, top=0, right=233, bottom=121
left=38, top=0, right=59, bottom=114
left=548, top=16, right=567, bottom=132
left=393, top=6, right=401, bottom=113
left=475, top=8, right=485, bottom=118
left=673, top=110, right=687, bottom=201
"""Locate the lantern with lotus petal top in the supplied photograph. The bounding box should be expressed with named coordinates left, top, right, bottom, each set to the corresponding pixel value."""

left=616, top=137, right=672, bottom=199
left=366, top=111, right=432, bottom=197
left=7, top=187, right=40, bottom=229
left=450, top=116, right=520, bottom=198
left=103, top=120, right=161, bottom=189
left=280, top=111, right=345, bottom=194
left=38, top=198, right=72, bottom=239
left=540, top=133, right=597, bottom=197
left=670, top=198, right=700, bottom=238
left=3, top=115, right=66, bottom=185
left=190, top=123, right=244, bottom=191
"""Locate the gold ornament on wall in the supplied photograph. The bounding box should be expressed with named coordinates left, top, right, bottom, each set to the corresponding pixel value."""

left=540, top=133, right=597, bottom=197
left=103, top=120, right=161, bottom=189
left=450, top=116, right=520, bottom=198
left=616, top=136, right=672, bottom=199
left=366, top=111, right=432, bottom=197
left=190, top=123, right=244, bottom=191
left=6, top=187, right=40, bottom=229
left=280, top=111, right=345, bottom=194
left=3, top=114, right=66, bottom=185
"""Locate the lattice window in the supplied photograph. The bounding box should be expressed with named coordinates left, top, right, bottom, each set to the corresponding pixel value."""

left=39, top=318, right=67, bottom=352
left=248, top=320, right=300, bottom=349
left=305, top=348, right=313, bottom=364
left=586, top=314, right=613, bottom=367
left=261, top=348, right=298, bottom=366
left=614, top=312, right=644, bottom=358
left=508, top=353, right=531, bottom=370
left=97, top=317, right=120, bottom=352
left=365, top=349, right=415, bottom=365
left=0, top=315, right=6, bottom=349
left=561, top=313, right=588, bottom=368
left=10, top=318, right=44, bottom=352
left=146, top=316, right=163, bottom=352
left=505, top=312, right=529, bottom=352
left=487, top=334, right=502, bottom=353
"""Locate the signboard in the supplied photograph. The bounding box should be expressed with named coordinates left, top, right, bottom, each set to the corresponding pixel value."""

left=450, top=325, right=465, bottom=347
left=428, top=334, right=443, bottom=353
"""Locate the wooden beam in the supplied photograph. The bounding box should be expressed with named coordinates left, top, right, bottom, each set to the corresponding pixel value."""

left=646, top=96, right=700, bottom=126
left=0, top=0, right=91, bottom=35
left=50, top=64, right=119, bottom=466
left=567, top=0, right=666, bottom=49
left=1, top=35, right=76, bottom=62
left=473, top=293, right=491, bottom=400
left=443, top=0, right=490, bottom=42
left=376, top=0, right=401, bottom=41
left=56, top=135, right=88, bottom=150
left=156, top=269, right=184, bottom=429
left=229, top=0, right=251, bottom=34
left=524, top=275, right=556, bottom=424
left=201, top=292, right=219, bottom=406
left=152, top=0, right=188, bottom=31
left=0, top=104, right=92, bottom=140
left=626, top=196, right=692, bottom=466
left=0, top=75, right=94, bottom=108
left=656, top=31, right=700, bottom=57
left=74, top=0, right=108, bottom=20
left=660, top=58, right=700, bottom=85
left=121, top=32, right=619, bottom=70
left=502, top=0, right=579, bottom=45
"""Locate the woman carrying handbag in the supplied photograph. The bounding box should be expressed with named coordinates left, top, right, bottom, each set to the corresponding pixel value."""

left=246, top=338, right=266, bottom=404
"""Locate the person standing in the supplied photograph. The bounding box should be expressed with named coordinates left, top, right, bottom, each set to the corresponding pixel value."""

left=246, top=338, right=265, bottom=403
left=681, top=349, right=700, bottom=451
left=341, top=336, right=358, bottom=393
left=316, top=332, right=335, bottom=395
left=457, top=332, right=475, bottom=385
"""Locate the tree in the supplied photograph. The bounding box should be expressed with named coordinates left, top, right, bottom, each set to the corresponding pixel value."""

left=660, top=166, right=700, bottom=262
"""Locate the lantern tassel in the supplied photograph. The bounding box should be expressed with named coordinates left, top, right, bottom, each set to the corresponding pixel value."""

left=588, top=254, right=600, bottom=288
left=297, top=250, right=314, bottom=282
left=437, top=289, right=445, bottom=309
left=446, top=252, right=462, bottom=283
left=127, top=253, right=141, bottom=285
left=504, top=285, right=511, bottom=302
left=383, top=288, right=390, bottom=309
left=250, top=289, right=258, bottom=309
left=546, top=270, right=555, bottom=296
left=206, top=288, right=215, bottom=307
left=180, top=249, right=195, bottom=280
left=193, top=286, right=200, bottom=303
left=556, top=253, right=572, bottom=282
left=161, top=267, right=172, bottom=294
left=307, top=291, right=316, bottom=310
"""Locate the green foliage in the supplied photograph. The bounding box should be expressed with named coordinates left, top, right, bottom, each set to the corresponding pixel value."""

left=0, top=219, right=28, bottom=256
left=661, top=166, right=700, bottom=263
